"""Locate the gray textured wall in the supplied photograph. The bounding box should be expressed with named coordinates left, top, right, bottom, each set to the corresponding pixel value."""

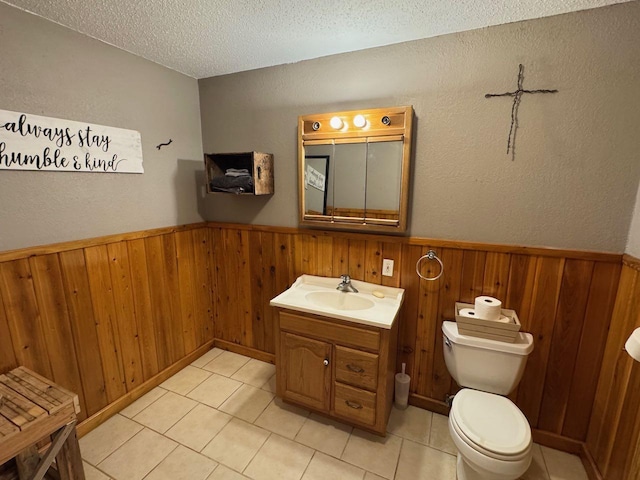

left=199, top=2, right=640, bottom=252
left=626, top=184, right=640, bottom=257
left=0, top=3, right=204, bottom=252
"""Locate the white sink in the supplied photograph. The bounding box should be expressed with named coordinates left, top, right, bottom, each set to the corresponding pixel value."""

left=306, top=291, right=375, bottom=311
left=270, top=274, right=405, bottom=329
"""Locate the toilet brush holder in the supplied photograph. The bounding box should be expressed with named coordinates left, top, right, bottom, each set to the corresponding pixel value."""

left=394, top=363, right=410, bottom=410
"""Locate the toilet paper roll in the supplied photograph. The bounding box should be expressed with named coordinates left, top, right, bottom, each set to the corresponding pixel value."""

left=625, top=327, right=640, bottom=362
left=459, top=307, right=511, bottom=323
left=459, top=308, right=478, bottom=318
left=474, top=296, right=502, bottom=321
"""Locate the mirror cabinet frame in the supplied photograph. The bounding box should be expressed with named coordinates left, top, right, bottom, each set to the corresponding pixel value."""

left=298, top=106, right=414, bottom=233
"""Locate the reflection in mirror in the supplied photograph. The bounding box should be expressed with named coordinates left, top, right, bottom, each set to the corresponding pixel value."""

left=331, top=142, right=367, bottom=221
left=366, top=140, right=403, bottom=221
left=298, top=106, right=413, bottom=233
left=304, top=147, right=331, bottom=216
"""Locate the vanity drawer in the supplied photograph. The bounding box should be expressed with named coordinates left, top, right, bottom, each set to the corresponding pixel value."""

left=279, top=311, right=380, bottom=351
left=335, top=346, right=379, bottom=391
left=334, top=382, right=377, bottom=426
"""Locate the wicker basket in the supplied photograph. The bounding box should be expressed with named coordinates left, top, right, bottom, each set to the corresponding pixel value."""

left=455, top=302, right=521, bottom=343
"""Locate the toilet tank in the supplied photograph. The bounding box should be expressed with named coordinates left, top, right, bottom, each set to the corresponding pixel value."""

left=442, top=321, right=534, bottom=395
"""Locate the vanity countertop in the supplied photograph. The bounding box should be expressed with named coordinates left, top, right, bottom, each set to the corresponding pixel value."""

left=269, top=274, right=405, bottom=329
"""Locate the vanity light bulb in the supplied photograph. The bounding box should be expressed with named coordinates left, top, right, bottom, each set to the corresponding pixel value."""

left=353, top=115, right=367, bottom=128
left=330, top=116, right=344, bottom=130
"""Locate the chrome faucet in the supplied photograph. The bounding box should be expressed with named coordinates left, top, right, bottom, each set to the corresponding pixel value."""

left=337, top=274, right=358, bottom=293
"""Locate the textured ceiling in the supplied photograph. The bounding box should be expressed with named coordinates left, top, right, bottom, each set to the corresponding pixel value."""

left=1, top=0, right=631, bottom=78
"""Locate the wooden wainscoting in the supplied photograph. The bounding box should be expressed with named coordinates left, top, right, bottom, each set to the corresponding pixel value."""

left=586, top=255, right=640, bottom=480
left=206, top=222, right=622, bottom=450
left=0, top=224, right=215, bottom=424
left=0, top=220, right=628, bottom=468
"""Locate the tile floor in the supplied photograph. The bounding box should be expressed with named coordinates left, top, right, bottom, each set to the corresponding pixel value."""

left=79, top=348, right=589, bottom=480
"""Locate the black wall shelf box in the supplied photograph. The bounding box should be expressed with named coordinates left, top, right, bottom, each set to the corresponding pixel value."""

left=204, top=152, right=274, bottom=195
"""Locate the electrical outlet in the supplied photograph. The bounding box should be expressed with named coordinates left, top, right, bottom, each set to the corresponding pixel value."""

left=382, top=259, right=394, bottom=277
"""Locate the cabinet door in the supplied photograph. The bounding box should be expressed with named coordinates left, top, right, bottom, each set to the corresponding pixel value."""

left=280, top=332, right=331, bottom=412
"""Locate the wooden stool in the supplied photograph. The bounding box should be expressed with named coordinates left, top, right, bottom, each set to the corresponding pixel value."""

left=0, top=367, right=85, bottom=480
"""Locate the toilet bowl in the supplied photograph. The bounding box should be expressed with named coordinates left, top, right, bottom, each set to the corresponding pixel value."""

left=441, top=321, right=534, bottom=480
left=448, top=389, right=532, bottom=480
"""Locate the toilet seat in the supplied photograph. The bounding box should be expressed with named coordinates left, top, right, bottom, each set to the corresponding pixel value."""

left=450, top=389, right=531, bottom=460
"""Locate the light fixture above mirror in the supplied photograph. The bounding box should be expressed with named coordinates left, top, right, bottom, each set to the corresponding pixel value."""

left=298, top=106, right=413, bottom=233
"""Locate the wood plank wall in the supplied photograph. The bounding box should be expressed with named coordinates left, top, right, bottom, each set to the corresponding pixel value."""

left=586, top=255, right=640, bottom=480
left=208, top=223, right=622, bottom=447
left=0, top=225, right=214, bottom=422
left=0, top=221, right=628, bottom=467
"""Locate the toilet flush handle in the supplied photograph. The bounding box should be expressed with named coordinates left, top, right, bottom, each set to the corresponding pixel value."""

left=444, top=335, right=452, bottom=349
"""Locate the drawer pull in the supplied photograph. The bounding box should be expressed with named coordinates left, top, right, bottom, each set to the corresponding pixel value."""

left=345, top=400, right=363, bottom=409
left=346, top=364, right=365, bottom=373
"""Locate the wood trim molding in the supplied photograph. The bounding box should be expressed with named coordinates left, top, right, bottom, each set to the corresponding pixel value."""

left=532, top=428, right=605, bottom=480
left=0, top=220, right=623, bottom=265
left=623, top=254, right=640, bottom=272
left=0, top=222, right=208, bottom=262
left=580, top=443, right=604, bottom=480
left=532, top=429, right=583, bottom=455
left=76, top=340, right=214, bottom=438
left=408, top=393, right=450, bottom=416
left=214, top=339, right=275, bottom=364
left=406, top=237, right=621, bottom=263
left=206, top=222, right=622, bottom=263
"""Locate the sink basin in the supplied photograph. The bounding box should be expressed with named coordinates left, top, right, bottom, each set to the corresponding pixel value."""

left=306, top=291, right=375, bottom=311
left=270, top=274, right=405, bottom=329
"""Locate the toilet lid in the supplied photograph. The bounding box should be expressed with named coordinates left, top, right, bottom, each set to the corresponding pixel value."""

left=451, top=389, right=531, bottom=456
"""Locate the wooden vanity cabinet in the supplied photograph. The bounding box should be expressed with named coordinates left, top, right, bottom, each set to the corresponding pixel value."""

left=280, top=332, right=332, bottom=412
left=275, top=309, right=398, bottom=436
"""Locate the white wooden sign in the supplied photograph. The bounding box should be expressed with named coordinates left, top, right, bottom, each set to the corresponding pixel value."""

left=0, top=109, right=144, bottom=173
left=305, top=164, right=326, bottom=191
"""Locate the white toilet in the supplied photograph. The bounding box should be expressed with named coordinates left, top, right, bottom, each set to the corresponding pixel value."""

left=442, top=321, right=534, bottom=480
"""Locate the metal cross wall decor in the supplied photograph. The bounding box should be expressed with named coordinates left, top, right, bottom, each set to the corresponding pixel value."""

left=485, top=64, right=558, bottom=159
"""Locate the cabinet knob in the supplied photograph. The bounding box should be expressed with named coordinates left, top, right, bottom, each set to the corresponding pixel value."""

left=323, top=359, right=329, bottom=366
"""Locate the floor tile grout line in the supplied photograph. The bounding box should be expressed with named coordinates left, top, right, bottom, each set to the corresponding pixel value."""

left=121, top=387, right=169, bottom=419
left=170, top=366, right=213, bottom=397
left=539, top=445, right=560, bottom=480
left=131, top=394, right=200, bottom=436
left=218, top=383, right=275, bottom=421
left=252, top=396, right=276, bottom=426
left=240, top=431, right=273, bottom=476
left=392, top=437, right=404, bottom=480
left=298, top=448, right=318, bottom=480
left=81, top=413, right=145, bottom=467
left=187, top=373, right=244, bottom=409
left=190, top=347, right=224, bottom=368
left=86, top=352, right=589, bottom=480
left=202, top=353, right=251, bottom=378
left=191, top=387, right=266, bottom=459
left=87, top=460, right=117, bottom=480
left=337, top=426, right=354, bottom=460
left=259, top=373, right=276, bottom=393
left=139, top=443, right=180, bottom=480
left=339, top=431, right=403, bottom=480
left=94, top=427, right=178, bottom=475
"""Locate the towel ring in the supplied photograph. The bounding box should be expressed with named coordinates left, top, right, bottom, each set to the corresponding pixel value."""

left=416, top=250, right=444, bottom=281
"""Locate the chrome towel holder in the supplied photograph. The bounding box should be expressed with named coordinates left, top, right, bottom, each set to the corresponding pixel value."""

left=416, top=250, right=444, bottom=281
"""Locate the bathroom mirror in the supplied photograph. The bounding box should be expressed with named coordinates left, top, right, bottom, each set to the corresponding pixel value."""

left=298, top=106, right=413, bottom=233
